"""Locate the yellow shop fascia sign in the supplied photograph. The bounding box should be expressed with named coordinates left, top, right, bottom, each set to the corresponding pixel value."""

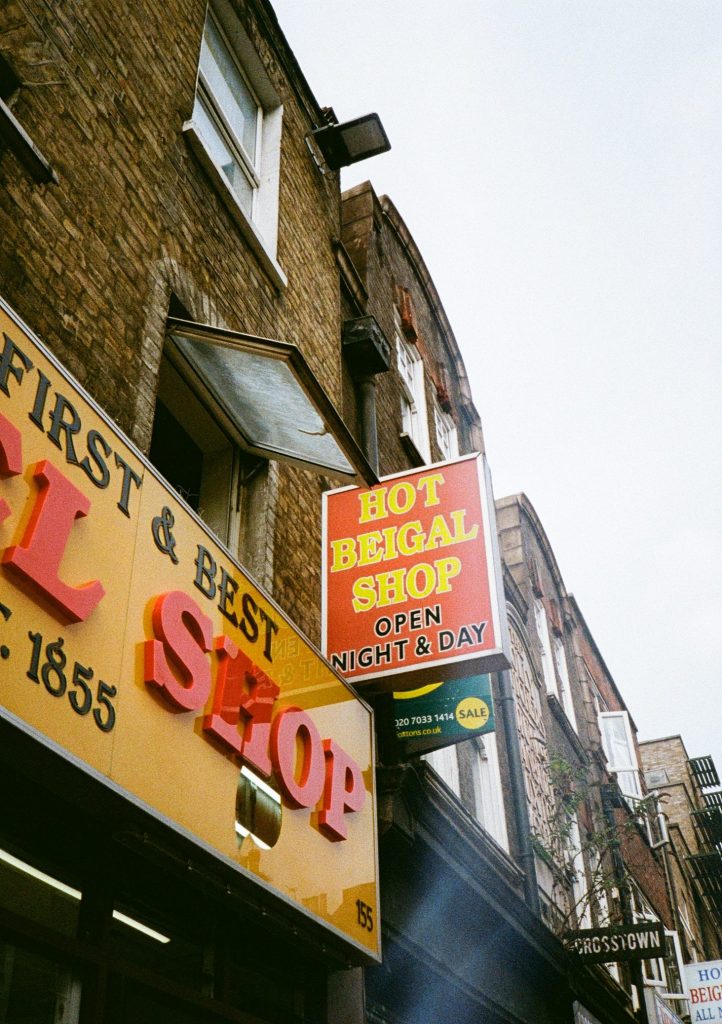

left=0, top=296, right=379, bottom=960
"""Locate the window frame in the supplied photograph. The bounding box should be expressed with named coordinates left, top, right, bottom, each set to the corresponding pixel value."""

left=150, top=352, right=247, bottom=551
left=184, top=3, right=286, bottom=289
left=0, top=53, right=57, bottom=184
left=567, top=812, right=592, bottom=928
left=631, top=886, right=666, bottom=986
left=630, top=888, right=686, bottom=1002
left=433, top=398, right=459, bottom=461
left=598, top=710, right=643, bottom=799
left=395, top=309, right=430, bottom=462
left=552, top=633, right=578, bottom=731
left=533, top=597, right=558, bottom=697
left=195, top=9, right=263, bottom=213
left=424, top=744, right=460, bottom=798
left=469, top=734, right=510, bottom=851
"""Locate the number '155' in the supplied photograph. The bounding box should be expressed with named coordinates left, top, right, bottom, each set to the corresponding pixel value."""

left=355, top=899, right=374, bottom=932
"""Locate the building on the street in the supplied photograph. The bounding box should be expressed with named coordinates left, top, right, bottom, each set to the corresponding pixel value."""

left=493, top=493, right=694, bottom=1023
left=0, top=1, right=387, bottom=1021
left=338, top=184, right=641, bottom=1024
left=639, top=737, right=722, bottom=967
left=0, top=1, right=715, bottom=1023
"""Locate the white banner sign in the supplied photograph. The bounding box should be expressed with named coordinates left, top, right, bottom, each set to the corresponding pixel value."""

left=684, top=960, right=722, bottom=1023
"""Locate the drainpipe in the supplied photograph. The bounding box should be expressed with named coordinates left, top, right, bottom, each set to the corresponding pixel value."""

left=356, top=376, right=380, bottom=473
left=497, top=668, right=541, bottom=915
left=342, top=316, right=391, bottom=474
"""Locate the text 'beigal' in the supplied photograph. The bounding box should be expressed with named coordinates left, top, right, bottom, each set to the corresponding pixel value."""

left=322, top=455, right=510, bottom=687
left=0, top=331, right=365, bottom=844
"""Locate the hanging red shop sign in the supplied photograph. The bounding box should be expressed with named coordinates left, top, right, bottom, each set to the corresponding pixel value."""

left=322, top=454, right=510, bottom=689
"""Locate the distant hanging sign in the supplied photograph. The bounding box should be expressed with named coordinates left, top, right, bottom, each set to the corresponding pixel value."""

left=683, top=959, right=722, bottom=1023
left=565, top=922, right=666, bottom=965
left=644, top=990, right=685, bottom=1024
left=573, top=1003, right=603, bottom=1024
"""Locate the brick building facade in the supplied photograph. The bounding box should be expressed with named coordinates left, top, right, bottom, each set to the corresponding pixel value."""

left=0, top=1, right=381, bottom=1021
left=494, top=494, right=702, bottom=1022
left=0, top=2, right=716, bottom=1023
left=337, top=184, right=641, bottom=1024
left=639, top=736, right=722, bottom=967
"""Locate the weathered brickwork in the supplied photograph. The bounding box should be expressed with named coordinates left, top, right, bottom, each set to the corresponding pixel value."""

left=495, top=492, right=673, bottom=951
left=340, top=181, right=483, bottom=477
left=0, top=0, right=347, bottom=640
left=639, top=735, right=700, bottom=853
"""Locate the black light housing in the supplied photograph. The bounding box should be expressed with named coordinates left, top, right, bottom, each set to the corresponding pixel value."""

left=342, top=315, right=391, bottom=379
left=310, top=113, right=390, bottom=171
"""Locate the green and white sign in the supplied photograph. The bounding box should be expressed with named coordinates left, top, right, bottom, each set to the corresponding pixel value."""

left=393, top=674, right=495, bottom=754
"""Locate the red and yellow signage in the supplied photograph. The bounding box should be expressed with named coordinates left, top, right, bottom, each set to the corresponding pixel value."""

left=0, top=297, right=379, bottom=960
left=322, top=455, right=510, bottom=689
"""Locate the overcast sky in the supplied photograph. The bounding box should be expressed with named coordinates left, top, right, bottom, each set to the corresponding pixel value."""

left=273, top=1, right=722, bottom=774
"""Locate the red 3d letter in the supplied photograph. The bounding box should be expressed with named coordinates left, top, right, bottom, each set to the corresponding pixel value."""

left=203, top=635, right=244, bottom=755
left=0, top=412, right=22, bottom=525
left=144, top=591, right=213, bottom=711
left=319, top=739, right=366, bottom=842
left=3, top=459, right=105, bottom=623
left=270, top=706, right=325, bottom=809
left=203, top=635, right=280, bottom=775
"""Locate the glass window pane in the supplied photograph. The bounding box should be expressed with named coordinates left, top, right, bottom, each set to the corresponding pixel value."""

left=401, top=392, right=415, bottom=436
left=617, top=770, right=641, bottom=797
left=201, top=16, right=258, bottom=163
left=603, top=715, right=632, bottom=768
left=600, top=714, right=642, bottom=797
left=424, top=746, right=460, bottom=797
left=149, top=399, right=204, bottom=511
left=534, top=599, right=557, bottom=696
left=434, top=404, right=458, bottom=460
left=193, top=96, right=254, bottom=214
left=396, top=336, right=418, bottom=394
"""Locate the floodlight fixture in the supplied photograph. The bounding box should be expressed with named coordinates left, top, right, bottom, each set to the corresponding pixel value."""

left=310, top=113, right=390, bottom=171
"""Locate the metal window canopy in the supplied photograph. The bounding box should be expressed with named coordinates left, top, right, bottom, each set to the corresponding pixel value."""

left=166, top=319, right=377, bottom=486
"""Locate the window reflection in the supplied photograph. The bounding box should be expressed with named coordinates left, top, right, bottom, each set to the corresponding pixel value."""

left=235, top=766, right=282, bottom=849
